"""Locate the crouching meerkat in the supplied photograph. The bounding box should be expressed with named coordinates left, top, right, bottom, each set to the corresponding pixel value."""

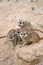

left=17, top=29, right=43, bottom=47
left=18, top=20, right=43, bottom=33
left=7, top=29, right=18, bottom=46
left=0, top=29, right=22, bottom=47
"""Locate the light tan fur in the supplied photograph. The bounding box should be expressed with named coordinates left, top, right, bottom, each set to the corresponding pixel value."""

left=0, top=29, right=22, bottom=47
left=17, top=29, right=43, bottom=47
left=18, top=20, right=43, bottom=33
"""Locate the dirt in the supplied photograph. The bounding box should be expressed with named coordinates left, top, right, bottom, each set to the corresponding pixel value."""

left=0, top=0, right=43, bottom=65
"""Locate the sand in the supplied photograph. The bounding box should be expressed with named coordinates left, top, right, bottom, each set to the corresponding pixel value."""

left=0, top=0, right=43, bottom=65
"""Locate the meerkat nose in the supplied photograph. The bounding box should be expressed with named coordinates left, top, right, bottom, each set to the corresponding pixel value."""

left=9, top=36, right=13, bottom=40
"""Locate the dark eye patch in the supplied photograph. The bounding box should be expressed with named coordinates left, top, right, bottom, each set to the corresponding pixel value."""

left=9, top=36, right=13, bottom=39
left=21, top=34, right=23, bottom=35
left=24, top=34, right=25, bottom=35
left=23, top=22, right=24, bottom=24
left=13, top=34, right=15, bottom=36
left=20, top=22, right=22, bottom=24
left=18, top=32, right=20, bottom=33
left=13, top=35, right=15, bottom=36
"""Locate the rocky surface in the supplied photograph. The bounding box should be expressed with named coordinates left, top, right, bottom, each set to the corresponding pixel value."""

left=0, top=0, right=43, bottom=65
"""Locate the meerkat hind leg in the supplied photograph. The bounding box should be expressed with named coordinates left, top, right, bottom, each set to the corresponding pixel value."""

left=26, top=41, right=33, bottom=45
left=20, top=41, right=32, bottom=47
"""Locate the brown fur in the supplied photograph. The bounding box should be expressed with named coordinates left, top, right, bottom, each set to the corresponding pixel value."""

left=18, top=20, right=43, bottom=33
left=0, top=29, right=22, bottom=47
left=17, top=29, right=43, bottom=47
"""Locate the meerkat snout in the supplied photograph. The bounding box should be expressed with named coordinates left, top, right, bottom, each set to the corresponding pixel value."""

left=8, top=34, right=15, bottom=41
left=18, top=20, right=24, bottom=28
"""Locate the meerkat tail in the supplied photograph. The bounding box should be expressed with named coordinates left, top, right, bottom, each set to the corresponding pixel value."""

left=0, top=36, right=7, bottom=39
left=33, top=29, right=43, bottom=33
left=40, top=38, right=43, bottom=40
left=36, top=23, right=43, bottom=29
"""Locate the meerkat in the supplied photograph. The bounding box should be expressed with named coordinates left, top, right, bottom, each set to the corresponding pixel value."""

left=0, top=29, right=18, bottom=47
left=18, top=20, right=43, bottom=33
left=7, top=29, right=18, bottom=46
left=17, top=29, right=32, bottom=47
left=7, top=29, right=22, bottom=45
left=17, top=29, right=43, bottom=47
left=0, top=29, right=22, bottom=47
left=18, top=20, right=32, bottom=31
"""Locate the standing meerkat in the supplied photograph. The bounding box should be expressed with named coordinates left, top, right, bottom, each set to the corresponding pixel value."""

left=17, top=29, right=43, bottom=47
left=18, top=20, right=43, bottom=33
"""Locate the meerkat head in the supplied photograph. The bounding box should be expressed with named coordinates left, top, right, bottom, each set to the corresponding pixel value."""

left=19, top=31, right=28, bottom=39
left=18, top=20, right=24, bottom=28
left=17, top=28, right=29, bottom=38
left=7, top=29, right=17, bottom=42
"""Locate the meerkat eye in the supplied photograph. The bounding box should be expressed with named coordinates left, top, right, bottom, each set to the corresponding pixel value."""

left=21, top=33, right=23, bottom=35
left=9, top=36, right=13, bottom=39
left=11, top=37, right=13, bottom=39
left=24, top=34, right=25, bottom=35
left=13, top=34, right=15, bottom=36
left=20, top=22, right=22, bottom=24
left=13, top=35, right=15, bottom=36
left=18, top=32, right=20, bottom=33
left=23, top=22, right=24, bottom=24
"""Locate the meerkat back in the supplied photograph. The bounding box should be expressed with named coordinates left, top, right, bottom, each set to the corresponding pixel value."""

left=24, top=21, right=33, bottom=30
left=18, top=20, right=43, bottom=33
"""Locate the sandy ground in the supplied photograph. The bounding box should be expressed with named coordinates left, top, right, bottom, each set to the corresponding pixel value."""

left=0, top=0, right=43, bottom=65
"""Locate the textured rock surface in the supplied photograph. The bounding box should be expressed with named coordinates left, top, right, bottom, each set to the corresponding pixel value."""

left=0, top=0, right=43, bottom=65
